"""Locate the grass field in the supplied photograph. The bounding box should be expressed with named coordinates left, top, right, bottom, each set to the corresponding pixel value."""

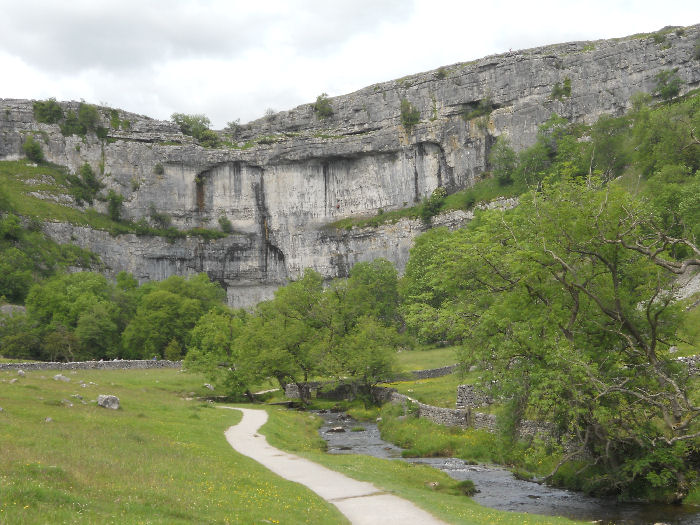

left=0, top=366, right=586, bottom=524
left=395, top=347, right=458, bottom=372
left=385, top=371, right=477, bottom=408
left=0, top=367, right=346, bottom=524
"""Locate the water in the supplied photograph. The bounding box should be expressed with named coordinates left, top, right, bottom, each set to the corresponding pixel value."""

left=316, top=411, right=700, bottom=525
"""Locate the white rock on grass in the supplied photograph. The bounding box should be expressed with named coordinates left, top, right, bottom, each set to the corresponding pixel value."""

left=53, top=374, right=70, bottom=382
left=17, top=369, right=25, bottom=376
left=204, top=383, right=214, bottom=391
left=97, top=395, right=120, bottom=410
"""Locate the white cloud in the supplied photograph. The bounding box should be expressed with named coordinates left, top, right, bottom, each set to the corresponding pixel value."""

left=0, top=0, right=698, bottom=128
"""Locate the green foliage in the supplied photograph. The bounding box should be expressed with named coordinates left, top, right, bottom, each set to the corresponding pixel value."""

left=418, top=186, right=447, bottom=224
left=218, top=215, right=233, bottom=233
left=185, top=308, right=256, bottom=398
left=400, top=99, right=420, bottom=132
left=0, top=211, right=98, bottom=304
left=22, top=135, right=44, bottom=163
left=653, top=69, right=683, bottom=100
left=153, top=162, right=164, bottom=175
left=121, top=274, right=225, bottom=359
left=403, top=179, right=700, bottom=500
left=58, top=103, right=101, bottom=137
left=312, top=93, right=333, bottom=119
left=106, top=189, right=124, bottom=221
left=489, top=136, right=517, bottom=185
left=550, top=77, right=572, bottom=100
left=148, top=202, right=171, bottom=229
left=224, top=118, right=241, bottom=140
left=33, top=98, right=64, bottom=124
left=171, top=113, right=220, bottom=147
left=67, top=163, right=104, bottom=205
left=434, top=67, right=447, bottom=80
left=460, top=97, right=493, bottom=121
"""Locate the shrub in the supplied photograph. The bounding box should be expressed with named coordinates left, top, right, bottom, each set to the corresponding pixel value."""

left=197, top=129, right=220, bottom=148
left=489, top=136, right=517, bottom=186
left=695, top=38, right=700, bottom=60
left=164, top=338, right=182, bottom=360
left=435, top=67, right=447, bottom=80
left=312, top=93, right=333, bottom=119
left=400, top=99, right=420, bottom=132
left=653, top=69, right=682, bottom=100
left=60, top=110, right=82, bottom=136
left=33, top=98, right=63, bottom=124
left=218, top=215, right=233, bottom=233
left=153, top=163, right=164, bottom=175
left=67, top=163, right=104, bottom=205
left=77, top=103, right=100, bottom=133
left=550, top=77, right=572, bottom=100
left=22, top=136, right=44, bottom=163
left=419, top=187, right=447, bottom=224
left=225, top=119, right=241, bottom=139
left=110, top=109, right=120, bottom=129
left=149, top=203, right=172, bottom=229
left=461, top=97, right=494, bottom=121
left=106, top=190, right=124, bottom=221
left=171, top=113, right=219, bottom=147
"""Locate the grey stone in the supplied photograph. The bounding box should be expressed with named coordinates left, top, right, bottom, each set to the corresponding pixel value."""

left=44, top=417, right=53, bottom=423
left=327, top=426, right=346, bottom=433
left=97, top=394, right=120, bottom=410
left=53, top=374, right=70, bottom=382
left=9, top=378, right=18, bottom=384
left=204, top=383, right=214, bottom=391
left=17, top=369, right=25, bottom=377
left=1, top=26, right=698, bottom=307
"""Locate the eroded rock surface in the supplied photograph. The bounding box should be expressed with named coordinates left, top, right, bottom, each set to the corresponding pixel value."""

left=1, top=26, right=698, bottom=306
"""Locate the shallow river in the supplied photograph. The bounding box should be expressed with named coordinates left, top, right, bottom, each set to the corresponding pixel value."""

left=316, top=411, right=700, bottom=525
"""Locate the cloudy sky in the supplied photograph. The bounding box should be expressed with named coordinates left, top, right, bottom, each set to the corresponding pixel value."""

left=1, top=0, right=698, bottom=128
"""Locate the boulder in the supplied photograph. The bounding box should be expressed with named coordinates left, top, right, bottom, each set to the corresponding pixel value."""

left=204, top=383, right=214, bottom=391
left=97, top=395, right=120, bottom=410
left=327, top=426, right=346, bottom=433
left=53, top=374, right=70, bottom=382
left=17, top=369, right=25, bottom=377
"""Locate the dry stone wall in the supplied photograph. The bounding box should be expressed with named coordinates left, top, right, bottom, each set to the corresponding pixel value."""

left=0, top=359, right=182, bottom=371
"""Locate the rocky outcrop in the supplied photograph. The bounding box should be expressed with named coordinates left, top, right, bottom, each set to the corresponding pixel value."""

left=1, top=26, right=698, bottom=306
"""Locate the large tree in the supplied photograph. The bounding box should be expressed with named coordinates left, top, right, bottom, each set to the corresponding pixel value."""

left=405, top=179, right=700, bottom=501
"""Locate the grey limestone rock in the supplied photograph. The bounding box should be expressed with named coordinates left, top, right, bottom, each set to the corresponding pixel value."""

left=1, top=26, right=698, bottom=308
left=97, top=394, right=120, bottom=410
left=17, top=369, right=25, bottom=376
left=53, top=374, right=70, bottom=382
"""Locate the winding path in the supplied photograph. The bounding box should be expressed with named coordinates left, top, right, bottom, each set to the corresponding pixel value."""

left=222, top=407, right=448, bottom=525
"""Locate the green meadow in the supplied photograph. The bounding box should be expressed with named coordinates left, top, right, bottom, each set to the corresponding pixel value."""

left=0, top=366, right=585, bottom=524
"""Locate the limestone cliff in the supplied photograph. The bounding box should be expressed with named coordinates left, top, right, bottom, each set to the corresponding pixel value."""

left=1, top=25, right=698, bottom=306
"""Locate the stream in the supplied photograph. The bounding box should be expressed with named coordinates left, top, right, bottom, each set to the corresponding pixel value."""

left=316, top=411, right=700, bottom=525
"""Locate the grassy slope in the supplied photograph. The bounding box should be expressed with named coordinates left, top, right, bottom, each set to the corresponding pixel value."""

left=261, top=407, right=582, bottom=525
left=0, top=368, right=346, bottom=524
left=395, top=347, right=458, bottom=372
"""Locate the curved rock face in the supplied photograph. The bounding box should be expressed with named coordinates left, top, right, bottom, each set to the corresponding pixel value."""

left=1, top=26, right=699, bottom=307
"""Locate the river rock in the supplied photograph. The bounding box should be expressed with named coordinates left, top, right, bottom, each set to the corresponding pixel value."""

left=97, top=395, right=120, bottom=410
left=327, top=426, right=346, bottom=433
